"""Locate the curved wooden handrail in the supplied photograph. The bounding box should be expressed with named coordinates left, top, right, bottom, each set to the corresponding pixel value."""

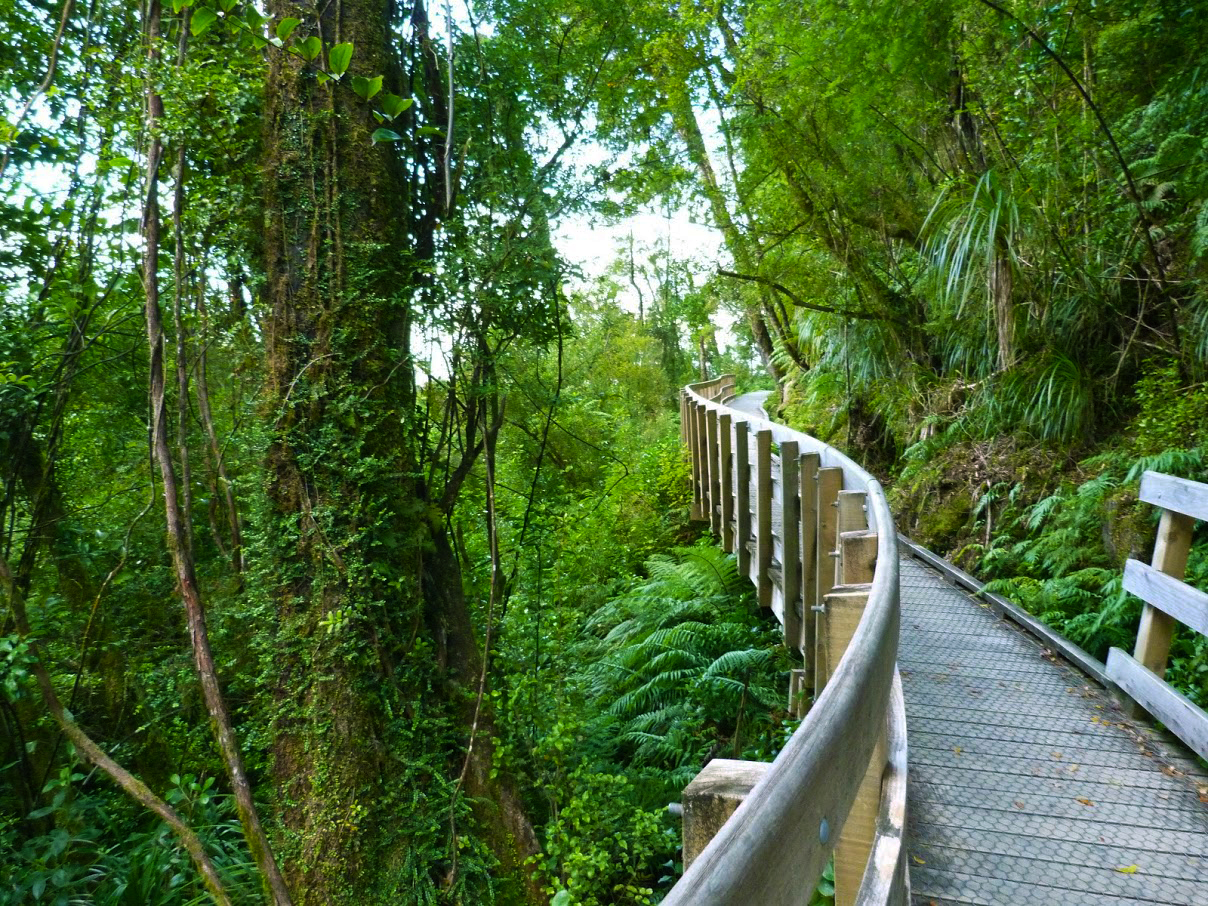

left=669, top=377, right=908, bottom=906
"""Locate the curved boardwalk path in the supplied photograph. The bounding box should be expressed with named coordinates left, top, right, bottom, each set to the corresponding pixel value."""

left=727, top=391, right=1208, bottom=904
left=900, top=556, right=1207, bottom=905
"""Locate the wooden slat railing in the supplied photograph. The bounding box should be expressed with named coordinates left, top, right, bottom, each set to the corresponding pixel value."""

left=1106, top=470, right=1208, bottom=761
left=670, top=377, right=908, bottom=906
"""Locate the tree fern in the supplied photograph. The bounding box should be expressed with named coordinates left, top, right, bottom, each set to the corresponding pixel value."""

left=580, top=543, right=785, bottom=777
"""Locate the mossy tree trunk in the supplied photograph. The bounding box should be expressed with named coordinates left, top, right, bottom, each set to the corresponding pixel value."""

left=262, top=1, right=424, bottom=900
left=262, top=2, right=542, bottom=901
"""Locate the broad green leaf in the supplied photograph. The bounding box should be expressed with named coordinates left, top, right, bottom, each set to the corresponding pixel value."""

left=275, top=17, right=300, bottom=41
left=352, top=75, right=383, bottom=100
left=370, top=128, right=403, bottom=144
left=316, top=71, right=330, bottom=85
left=328, top=42, right=354, bottom=77
left=243, top=7, right=266, bottom=29
left=191, top=6, right=217, bottom=35
left=299, top=36, right=321, bottom=61
left=172, top=0, right=192, bottom=13
left=217, top=0, right=236, bottom=11
left=380, top=93, right=413, bottom=120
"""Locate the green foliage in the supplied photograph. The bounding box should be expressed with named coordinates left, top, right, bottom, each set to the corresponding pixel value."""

left=504, top=542, right=787, bottom=904
left=537, top=768, right=666, bottom=906
left=0, top=770, right=261, bottom=905
left=967, top=367, right=1208, bottom=705
left=583, top=545, right=783, bottom=777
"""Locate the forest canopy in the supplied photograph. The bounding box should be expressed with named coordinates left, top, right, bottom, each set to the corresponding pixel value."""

left=2, top=0, right=1207, bottom=903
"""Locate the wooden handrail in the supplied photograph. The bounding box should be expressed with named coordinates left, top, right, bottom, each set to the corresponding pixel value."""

left=670, top=379, right=908, bottom=906
left=1106, top=470, right=1208, bottom=761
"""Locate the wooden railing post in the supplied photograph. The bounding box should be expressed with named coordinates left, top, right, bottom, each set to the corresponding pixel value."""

left=1133, top=507, right=1194, bottom=677
left=735, top=421, right=751, bottom=577
left=681, top=759, right=771, bottom=870
left=755, top=429, right=773, bottom=608
left=1128, top=506, right=1194, bottom=721
left=814, top=467, right=842, bottom=691
left=824, top=530, right=882, bottom=906
left=719, top=414, right=734, bottom=551
left=799, top=454, right=820, bottom=685
left=694, top=403, right=708, bottom=521
left=835, top=490, right=868, bottom=586
left=706, top=407, right=721, bottom=535
left=779, top=440, right=801, bottom=653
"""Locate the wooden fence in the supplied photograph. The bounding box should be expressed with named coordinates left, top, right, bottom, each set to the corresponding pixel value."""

left=1107, top=470, right=1208, bottom=761
left=669, top=377, right=909, bottom=906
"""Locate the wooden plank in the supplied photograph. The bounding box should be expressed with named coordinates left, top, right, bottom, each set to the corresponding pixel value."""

left=836, top=733, right=884, bottom=906
left=836, top=491, right=868, bottom=586
left=1139, top=470, right=1208, bottom=523
left=719, top=414, right=734, bottom=552
left=1133, top=508, right=1195, bottom=678
left=854, top=671, right=908, bottom=906
left=814, top=467, right=842, bottom=692
left=780, top=441, right=801, bottom=652
left=840, top=531, right=878, bottom=587
left=818, top=583, right=878, bottom=906
left=706, top=407, right=721, bottom=534
left=1107, top=648, right=1208, bottom=762
left=734, top=421, right=751, bottom=577
left=755, top=429, right=773, bottom=608
left=1124, top=558, right=1208, bottom=638
left=799, top=454, right=820, bottom=677
left=836, top=490, right=868, bottom=533
left=691, top=403, right=706, bottom=521
left=682, top=759, right=771, bottom=870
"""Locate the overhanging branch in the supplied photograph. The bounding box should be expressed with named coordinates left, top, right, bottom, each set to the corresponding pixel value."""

left=718, top=269, right=908, bottom=326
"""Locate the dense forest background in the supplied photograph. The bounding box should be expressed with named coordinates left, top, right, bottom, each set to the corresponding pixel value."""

left=2, top=0, right=1207, bottom=903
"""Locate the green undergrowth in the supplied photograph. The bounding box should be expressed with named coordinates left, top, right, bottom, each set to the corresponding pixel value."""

left=499, top=542, right=793, bottom=905
left=887, top=364, right=1208, bottom=709
left=0, top=772, right=262, bottom=906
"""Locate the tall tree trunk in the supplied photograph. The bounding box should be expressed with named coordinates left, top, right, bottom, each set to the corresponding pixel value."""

left=991, top=245, right=1015, bottom=370
left=660, top=75, right=786, bottom=384
left=263, top=4, right=544, bottom=897
left=262, top=2, right=425, bottom=900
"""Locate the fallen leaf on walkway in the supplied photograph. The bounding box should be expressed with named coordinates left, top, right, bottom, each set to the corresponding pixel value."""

left=1052, top=752, right=1062, bottom=759
left=913, top=856, right=926, bottom=865
left=1013, top=800, right=1025, bottom=809
left=952, top=746, right=962, bottom=756
left=1115, top=865, right=1139, bottom=874
left=1075, top=797, right=1094, bottom=806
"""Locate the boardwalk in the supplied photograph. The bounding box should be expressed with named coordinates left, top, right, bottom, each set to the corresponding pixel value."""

left=683, top=386, right=1208, bottom=904
left=900, top=554, right=1208, bottom=905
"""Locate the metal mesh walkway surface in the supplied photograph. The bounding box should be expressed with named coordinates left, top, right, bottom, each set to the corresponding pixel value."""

left=899, top=554, right=1208, bottom=905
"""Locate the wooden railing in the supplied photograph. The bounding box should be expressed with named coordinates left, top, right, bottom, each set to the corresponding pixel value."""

left=1107, top=470, right=1208, bottom=761
left=670, top=377, right=908, bottom=906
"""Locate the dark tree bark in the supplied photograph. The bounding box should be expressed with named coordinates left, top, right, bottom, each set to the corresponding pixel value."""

left=261, top=3, right=544, bottom=899
left=262, top=2, right=417, bottom=899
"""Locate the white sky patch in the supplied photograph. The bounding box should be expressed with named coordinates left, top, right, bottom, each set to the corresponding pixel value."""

left=554, top=206, right=725, bottom=295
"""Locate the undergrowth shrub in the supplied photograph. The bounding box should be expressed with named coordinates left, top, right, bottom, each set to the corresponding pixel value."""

left=970, top=366, right=1208, bottom=707
left=0, top=771, right=260, bottom=905
left=530, top=544, right=790, bottom=905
